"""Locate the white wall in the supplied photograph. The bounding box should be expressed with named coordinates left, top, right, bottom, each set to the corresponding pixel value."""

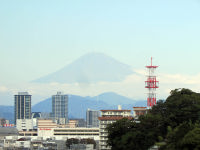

left=16, top=119, right=33, bottom=131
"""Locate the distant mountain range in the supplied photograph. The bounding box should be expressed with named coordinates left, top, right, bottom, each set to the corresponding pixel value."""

left=0, top=106, right=14, bottom=123
left=0, top=92, right=146, bottom=122
left=33, top=53, right=134, bottom=83
left=32, top=92, right=146, bottom=119
left=1, top=53, right=146, bottom=122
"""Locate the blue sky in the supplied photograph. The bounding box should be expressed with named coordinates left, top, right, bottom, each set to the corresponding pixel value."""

left=0, top=0, right=200, bottom=104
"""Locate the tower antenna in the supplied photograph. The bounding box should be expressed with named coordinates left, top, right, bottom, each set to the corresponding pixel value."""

left=145, top=57, right=159, bottom=108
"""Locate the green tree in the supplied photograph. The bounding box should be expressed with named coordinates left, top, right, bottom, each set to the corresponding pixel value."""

left=66, top=138, right=79, bottom=148
left=165, top=88, right=200, bottom=127
left=106, top=88, right=200, bottom=150
left=181, top=125, right=200, bottom=150
left=80, top=138, right=96, bottom=149
left=106, top=118, right=136, bottom=150
left=161, top=122, right=200, bottom=150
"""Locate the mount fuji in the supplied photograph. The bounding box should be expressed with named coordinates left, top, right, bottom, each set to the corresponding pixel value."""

left=34, top=52, right=134, bottom=83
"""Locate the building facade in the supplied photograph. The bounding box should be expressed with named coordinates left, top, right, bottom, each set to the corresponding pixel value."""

left=98, top=106, right=132, bottom=150
left=14, top=92, right=31, bottom=124
left=18, top=119, right=99, bottom=139
left=133, top=107, right=147, bottom=119
left=52, top=92, right=68, bottom=124
left=16, top=119, right=33, bottom=131
left=86, top=109, right=100, bottom=128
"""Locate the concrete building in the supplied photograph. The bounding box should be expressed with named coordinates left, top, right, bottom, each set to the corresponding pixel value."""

left=15, top=137, right=31, bottom=149
left=16, top=119, right=33, bottom=131
left=19, top=119, right=99, bottom=142
left=70, top=144, right=95, bottom=150
left=40, top=112, right=51, bottom=119
left=133, top=107, right=147, bottom=119
left=37, top=119, right=57, bottom=137
left=71, top=118, right=86, bottom=127
left=98, top=106, right=132, bottom=150
left=52, top=92, right=68, bottom=124
left=3, top=136, right=18, bottom=149
left=66, top=120, right=78, bottom=128
left=3, top=136, right=67, bottom=150
left=14, top=92, right=31, bottom=124
left=19, top=127, right=100, bottom=141
left=86, top=109, right=100, bottom=128
left=53, top=128, right=99, bottom=139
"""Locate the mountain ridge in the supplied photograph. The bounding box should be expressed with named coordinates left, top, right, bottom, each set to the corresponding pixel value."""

left=33, top=52, right=134, bottom=83
left=32, top=92, right=146, bottom=119
left=0, top=92, right=146, bottom=122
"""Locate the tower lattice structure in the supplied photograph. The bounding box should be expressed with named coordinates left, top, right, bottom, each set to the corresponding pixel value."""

left=145, top=57, right=159, bottom=108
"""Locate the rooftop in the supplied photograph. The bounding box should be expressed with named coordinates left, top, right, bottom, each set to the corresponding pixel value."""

left=100, top=110, right=131, bottom=112
left=17, top=92, right=30, bottom=95
left=98, top=116, right=133, bottom=121
left=133, top=107, right=147, bottom=108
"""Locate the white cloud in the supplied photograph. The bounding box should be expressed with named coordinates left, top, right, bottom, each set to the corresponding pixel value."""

left=2, top=70, right=200, bottom=105
left=163, top=73, right=200, bottom=85
left=0, top=86, right=8, bottom=92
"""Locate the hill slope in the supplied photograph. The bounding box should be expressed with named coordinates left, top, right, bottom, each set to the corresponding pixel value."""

left=92, top=92, right=136, bottom=105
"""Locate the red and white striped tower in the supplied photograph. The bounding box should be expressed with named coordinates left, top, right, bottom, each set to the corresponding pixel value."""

left=145, top=57, right=159, bottom=108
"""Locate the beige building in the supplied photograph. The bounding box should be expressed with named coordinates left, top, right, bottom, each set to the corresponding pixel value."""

left=66, top=120, right=78, bottom=128
left=133, top=107, right=147, bottom=119
left=98, top=106, right=132, bottom=150
left=37, top=119, right=57, bottom=137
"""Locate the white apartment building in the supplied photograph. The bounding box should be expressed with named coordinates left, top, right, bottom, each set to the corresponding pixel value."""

left=98, top=106, right=132, bottom=150
left=16, top=119, right=33, bottom=131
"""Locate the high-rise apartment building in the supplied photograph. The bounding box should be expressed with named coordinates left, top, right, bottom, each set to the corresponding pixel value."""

left=14, top=92, right=31, bottom=124
left=98, top=106, right=132, bottom=150
left=86, top=109, right=99, bottom=128
left=52, top=92, right=68, bottom=124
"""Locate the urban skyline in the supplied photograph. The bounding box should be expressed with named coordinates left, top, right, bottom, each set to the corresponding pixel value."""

left=1, top=1, right=199, bottom=149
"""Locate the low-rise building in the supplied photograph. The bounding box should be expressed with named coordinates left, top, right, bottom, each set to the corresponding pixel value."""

left=70, top=144, right=95, bottom=150
left=37, top=119, right=57, bottom=137
left=53, top=128, right=99, bottom=140
left=3, top=136, right=67, bottom=150
left=70, top=118, right=86, bottom=127
left=15, top=137, right=31, bottom=149
left=3, top=136, right=18, bottom=149
left=66, top=120, right=78, bottom=128
left=18, top=119, right=99, bottom=142
left=37, top=119, right=100, bottom=140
